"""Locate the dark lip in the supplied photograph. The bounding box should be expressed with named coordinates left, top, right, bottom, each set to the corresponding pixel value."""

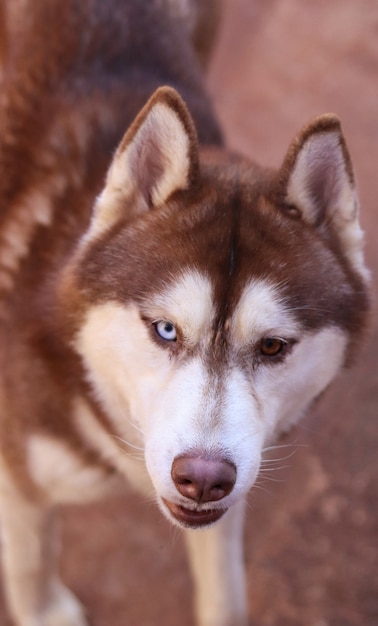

left=162, top=498, right=227, bottom=528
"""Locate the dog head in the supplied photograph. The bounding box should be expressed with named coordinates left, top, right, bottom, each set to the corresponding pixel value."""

left=65, top=87, right=370, bottom=527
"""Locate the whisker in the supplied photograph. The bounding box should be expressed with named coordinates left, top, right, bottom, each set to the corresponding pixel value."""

left=262, top=440, right=305, bottom=453
left=114, top=396, right=145, bottom=437
left=141, top=493, right=160, bottom=506
left=258, top=472, right=286, bottom=484
left=259, top=464, right=290, bottom=472
left=243, top=498, right=255, bottom=514
left=125, top=452, right=145, bottom=462
left=261, top=451, right=297, bottom=464
left=250, top=482, right=273, bottom=497
left=169, top=523, right=182, bottom=547
left=113, top=434, right=145, bottom=452
left=287, top=305, right=334, bottom=314
left=234, top=428, right=261, bottom=448
left=262, top=442, right=306, bottom=464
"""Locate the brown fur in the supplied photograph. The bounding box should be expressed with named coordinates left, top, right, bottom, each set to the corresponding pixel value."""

left=0, top=1, right=371, bottom=625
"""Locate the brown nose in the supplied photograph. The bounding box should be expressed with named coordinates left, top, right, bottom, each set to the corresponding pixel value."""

left=171, top=455, right=236, bottom=503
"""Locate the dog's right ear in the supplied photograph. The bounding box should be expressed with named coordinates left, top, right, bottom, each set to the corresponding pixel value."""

left=279, top=114, right=369, bottom=282
left=85, top=86, right=199, bottom=243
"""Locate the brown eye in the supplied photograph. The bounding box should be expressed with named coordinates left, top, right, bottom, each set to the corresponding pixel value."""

left=260, top=337, right=286, bottom=357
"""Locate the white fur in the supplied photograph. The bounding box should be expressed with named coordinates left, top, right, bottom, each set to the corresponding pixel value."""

left=75, top=301, right=173, bottom=439
left=74, top=277, right=263, bottom=516
left=0, top=458, right=87, bottom=626
left=185, top=501, right=248, bottom=626
left=231, top=278, right=300, bottom=345
left=74, top=397, right=152, bottom=496
left=143, top=358, right=264, bottom=517
left=27, top=435, right=115, bottom=504
left=253, top=326, right=347, bottom=439
left=75, top=274, right=347, bottom=525
left=146, top=270, right=214, bottom=346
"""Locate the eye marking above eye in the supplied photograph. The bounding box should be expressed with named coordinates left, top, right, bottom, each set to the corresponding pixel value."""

left=154, top=320, right=177, bottom=342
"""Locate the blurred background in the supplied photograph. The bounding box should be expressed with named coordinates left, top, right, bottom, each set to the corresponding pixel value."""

left=1, top=1, right=377, bottom=625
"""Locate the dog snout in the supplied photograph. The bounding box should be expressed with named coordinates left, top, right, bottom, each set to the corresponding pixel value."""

left=171, top=455, right=236, bottom=503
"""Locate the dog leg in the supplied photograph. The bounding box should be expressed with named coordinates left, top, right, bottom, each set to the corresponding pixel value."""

left=0, top=486, right=87, bottom=626
left=184, top=500, right=248, bottom=626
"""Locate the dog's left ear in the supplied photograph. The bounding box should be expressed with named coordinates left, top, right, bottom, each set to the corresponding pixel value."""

left=280, top=114, right=369, bottom=281
left=86, top=86, right=199, bottom=242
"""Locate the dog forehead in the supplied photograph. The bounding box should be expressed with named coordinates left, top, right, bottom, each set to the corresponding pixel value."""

left=231, top=279, right=299, bottom=343
left=145, top=269, right=296, bottom=345
left=147, top=270, right=215, bottom=336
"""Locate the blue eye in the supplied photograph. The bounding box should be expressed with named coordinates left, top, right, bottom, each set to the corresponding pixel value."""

left=154, top=321, right=177, bottom=342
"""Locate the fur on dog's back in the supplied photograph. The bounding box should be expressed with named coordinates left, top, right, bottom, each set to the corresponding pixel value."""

left=0, top=0, right=222, bottom=297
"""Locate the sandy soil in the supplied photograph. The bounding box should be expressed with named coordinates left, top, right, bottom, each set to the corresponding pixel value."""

left=1, top=1, right=377, bottom=625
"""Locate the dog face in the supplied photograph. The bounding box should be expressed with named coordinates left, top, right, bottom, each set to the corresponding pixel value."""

left=67, top=88, right=369, bottom=528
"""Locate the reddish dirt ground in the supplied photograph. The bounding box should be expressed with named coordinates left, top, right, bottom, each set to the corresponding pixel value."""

left=1, top=1, right=377, bottom=625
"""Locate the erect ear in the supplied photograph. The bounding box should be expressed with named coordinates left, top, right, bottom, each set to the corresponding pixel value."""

left=280, top=114, right=369, bottom=281
left=85, top=86, right=199, bottom=242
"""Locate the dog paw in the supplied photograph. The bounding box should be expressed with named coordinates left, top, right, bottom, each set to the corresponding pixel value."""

left=40, top=584, right=88, bottom=626
left=9, top=583, right=88, bottom=626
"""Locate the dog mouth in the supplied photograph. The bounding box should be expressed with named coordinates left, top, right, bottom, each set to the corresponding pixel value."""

left=162, top=498, right=227, bottom=528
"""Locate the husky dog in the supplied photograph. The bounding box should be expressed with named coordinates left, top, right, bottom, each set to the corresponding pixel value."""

left=0, top=1, right=370, bottom=625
